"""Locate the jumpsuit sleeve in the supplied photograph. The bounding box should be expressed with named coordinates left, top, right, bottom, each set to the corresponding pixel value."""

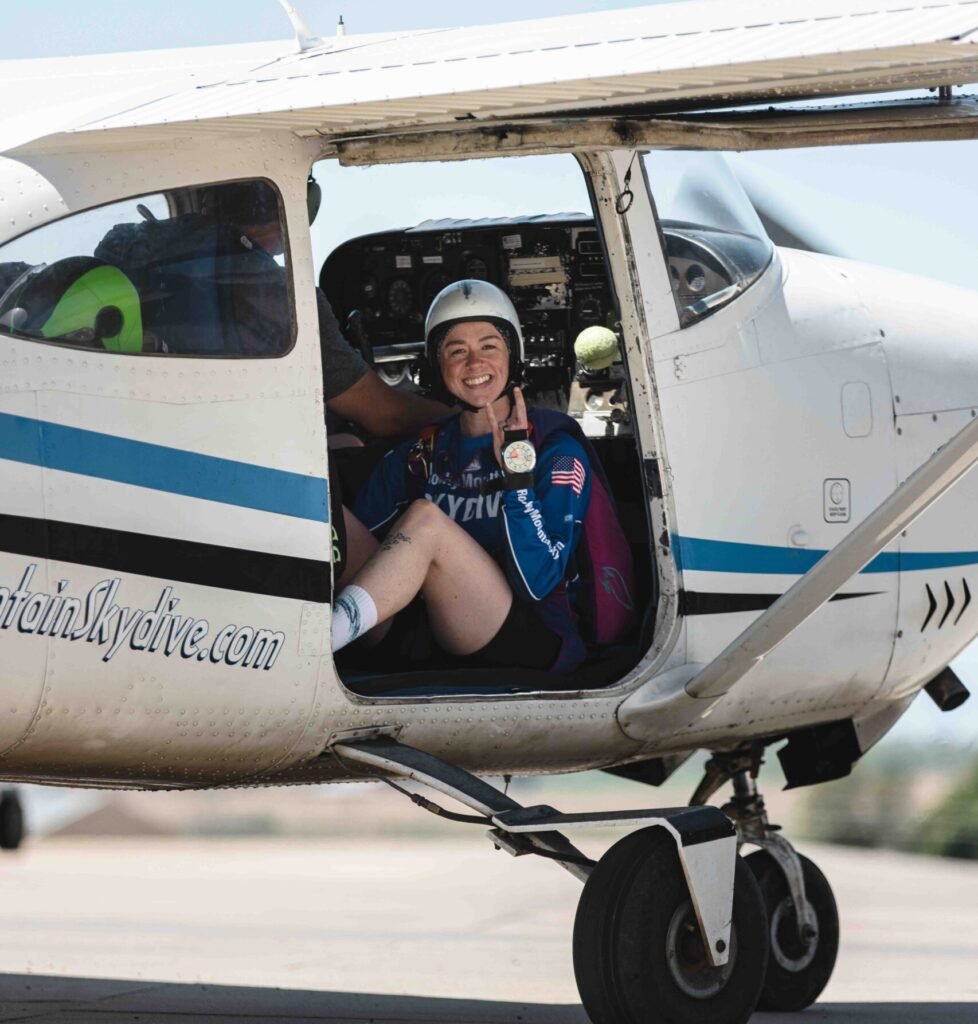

left=351, top=439, right=414, bottom=534
left=499, top=432, right=592, bottom=601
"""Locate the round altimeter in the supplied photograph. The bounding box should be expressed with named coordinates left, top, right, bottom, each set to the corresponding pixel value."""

left=502, top=439, right=536, bottom=475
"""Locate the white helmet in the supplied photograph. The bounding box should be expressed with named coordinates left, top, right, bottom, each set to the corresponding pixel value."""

left=423, top=279, right=525, bottom=403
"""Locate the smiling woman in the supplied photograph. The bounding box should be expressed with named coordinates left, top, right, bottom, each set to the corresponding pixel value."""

left=331, top=271, right=640, bottom=691
left=318, top=149, right=652, bottom=697
left=332, top=279, right=599, bottom=675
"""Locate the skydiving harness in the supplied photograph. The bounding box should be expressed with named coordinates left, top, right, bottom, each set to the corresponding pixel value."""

left=403, top=409, right=637, bottom=646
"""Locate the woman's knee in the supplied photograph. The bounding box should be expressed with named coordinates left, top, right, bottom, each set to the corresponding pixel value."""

left=399, top=497, right=449, bottom=532
left=397, top=498, right=480, bottom=562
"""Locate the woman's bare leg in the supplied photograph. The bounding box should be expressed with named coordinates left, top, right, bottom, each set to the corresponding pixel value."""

left=339, top=507, right=379, bottom=589
left=338, top=507, right=391, bottom=645
left=341, top=499, right=512, bottom=654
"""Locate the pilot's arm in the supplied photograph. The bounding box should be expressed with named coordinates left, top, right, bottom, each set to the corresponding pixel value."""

left=329, top=370, right=450, bottom=439
left=319, top=292, right=449, bottom=437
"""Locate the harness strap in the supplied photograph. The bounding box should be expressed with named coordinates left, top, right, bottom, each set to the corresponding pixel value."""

left=405, top=423, right=441, bottom=497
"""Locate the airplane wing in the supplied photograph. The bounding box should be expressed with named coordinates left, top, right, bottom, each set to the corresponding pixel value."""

left=0, top=41, right=297, bottom=156
left=684, top=413, right=978, bottom=703
left=4, top=1, right=978, bottom=158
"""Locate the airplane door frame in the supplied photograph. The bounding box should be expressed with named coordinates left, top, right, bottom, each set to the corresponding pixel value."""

left=580, top=149, right=685, bottom=678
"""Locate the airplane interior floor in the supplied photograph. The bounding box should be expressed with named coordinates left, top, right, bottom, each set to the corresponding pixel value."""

left=0, top=837, right=975, bottom=1022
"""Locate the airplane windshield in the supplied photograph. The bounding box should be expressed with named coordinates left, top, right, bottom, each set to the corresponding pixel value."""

left=643, top=152, right=773, bottom=326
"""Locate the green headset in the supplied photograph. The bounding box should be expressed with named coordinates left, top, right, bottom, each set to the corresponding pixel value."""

left=0, top=256, right=143, bottom=352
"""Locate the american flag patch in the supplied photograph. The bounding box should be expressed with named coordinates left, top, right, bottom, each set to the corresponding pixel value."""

left=551, top=456, right=586, bottom=496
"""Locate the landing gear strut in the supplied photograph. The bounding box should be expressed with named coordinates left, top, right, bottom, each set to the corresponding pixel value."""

left=333, top=737, right=769, bottom=1024
left=573, top=827, right=768, bottom=1024
left=693, top=749, right=840, bottom=1011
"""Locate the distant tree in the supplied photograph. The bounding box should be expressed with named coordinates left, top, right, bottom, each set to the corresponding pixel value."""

left=796, top=741, right=972, bottom=855
left=797, top=766, right=909, bottom=849
left=914, top=758, right=978, bottom=860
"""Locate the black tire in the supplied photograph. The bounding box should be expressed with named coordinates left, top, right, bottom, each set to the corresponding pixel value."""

left=0, top=791, right=24, bottom=851
left=574, top=827, right=768, bottom=1024
left=574, top=828, right=656, bottom=1024
left=745, top=849, right=839, bottom=1012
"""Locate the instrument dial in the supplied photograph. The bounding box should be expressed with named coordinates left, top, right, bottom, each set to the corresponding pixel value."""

left=578, top=296, right=602, bottom=322
left=464, top=256, right=489, bottom=281
left=502, top=439, right=536, bottom=475
left=421, top=270, right=449, bottom=308
left=387, top=278, right=414, bottom=318
left=685, top=264, right=706, bottom=293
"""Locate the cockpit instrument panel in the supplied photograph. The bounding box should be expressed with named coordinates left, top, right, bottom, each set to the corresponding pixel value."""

left=320, top=214, right=741, bottom=390
left=320, top=214, right=614, bottom=392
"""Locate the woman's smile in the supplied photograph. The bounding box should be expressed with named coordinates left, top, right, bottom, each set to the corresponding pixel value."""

left=439, top=321, right=510, bottom=406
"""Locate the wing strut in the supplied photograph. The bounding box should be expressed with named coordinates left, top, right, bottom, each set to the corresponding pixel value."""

left=687, top=414, right=978, bottom=702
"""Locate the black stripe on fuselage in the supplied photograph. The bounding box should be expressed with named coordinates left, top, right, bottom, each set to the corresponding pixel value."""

left=681, top=590, right=881, bottom=616
left=0, top=513, right=330, bottom=603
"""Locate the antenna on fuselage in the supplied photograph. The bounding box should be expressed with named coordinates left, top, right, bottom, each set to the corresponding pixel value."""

left=337, top=15, right=346, bottom=37
left=276, top=0, right=322, bottom=53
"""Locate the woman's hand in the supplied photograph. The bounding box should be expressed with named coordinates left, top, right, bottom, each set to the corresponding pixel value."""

left=487, top=386, right=528, bottom=468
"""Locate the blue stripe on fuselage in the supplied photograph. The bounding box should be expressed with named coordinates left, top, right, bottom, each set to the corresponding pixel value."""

left=677, top=536, right=978, bottom=575
left=0, top=412, right=328, bottom=522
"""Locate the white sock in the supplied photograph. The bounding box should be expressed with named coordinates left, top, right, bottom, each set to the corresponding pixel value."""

left=331, top=584, right=378, bottom=651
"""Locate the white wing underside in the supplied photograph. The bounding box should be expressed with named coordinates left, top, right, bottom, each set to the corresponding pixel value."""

left=3, top=0, right=978, bottom=155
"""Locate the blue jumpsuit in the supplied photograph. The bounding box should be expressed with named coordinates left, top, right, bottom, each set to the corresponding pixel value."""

left=353, top=414, right=592, bottom=671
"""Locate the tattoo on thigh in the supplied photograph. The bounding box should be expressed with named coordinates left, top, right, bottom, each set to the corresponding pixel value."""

left=381, top=530, right=412, bottom=552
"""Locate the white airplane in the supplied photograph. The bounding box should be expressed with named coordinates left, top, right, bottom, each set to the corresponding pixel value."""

left=2, top=1, right=978, bottom=1021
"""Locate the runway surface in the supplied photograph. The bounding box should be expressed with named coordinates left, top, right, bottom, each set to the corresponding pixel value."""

left=0, top=836, right=976, bottom=1022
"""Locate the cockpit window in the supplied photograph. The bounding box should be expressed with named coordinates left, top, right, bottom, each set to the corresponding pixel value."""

left=643, top=152, right=773, bottom=327
left=0, top=180, right=294, bottom=357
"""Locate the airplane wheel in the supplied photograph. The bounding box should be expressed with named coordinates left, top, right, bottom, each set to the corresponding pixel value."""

left=573, top=827, right=768, bottom=1024
left=744, top=850, right=839, bottom=1011
left=0, top=791, right=24, bottom=850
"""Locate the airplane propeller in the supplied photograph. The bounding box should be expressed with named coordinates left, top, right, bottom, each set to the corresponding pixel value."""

left=735, top=159, right=844, bottom=258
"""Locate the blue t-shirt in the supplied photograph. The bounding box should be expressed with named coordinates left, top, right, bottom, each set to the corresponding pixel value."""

left=353, top=414, right=592, bottom=628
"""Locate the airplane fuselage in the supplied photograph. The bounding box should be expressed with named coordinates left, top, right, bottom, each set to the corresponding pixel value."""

left=0, top=133, right=976, bottom=789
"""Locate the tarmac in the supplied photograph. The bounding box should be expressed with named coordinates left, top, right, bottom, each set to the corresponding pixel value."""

left=0, top=836, right=976, bottom=1023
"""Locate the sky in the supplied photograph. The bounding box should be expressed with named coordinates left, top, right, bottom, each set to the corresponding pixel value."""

left=4, top=0, right=978, bottom=747
left=5, top=1, right=678, bottom=53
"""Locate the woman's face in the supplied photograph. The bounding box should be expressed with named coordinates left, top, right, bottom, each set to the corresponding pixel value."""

left=438, top=320, right=510, bottom=408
